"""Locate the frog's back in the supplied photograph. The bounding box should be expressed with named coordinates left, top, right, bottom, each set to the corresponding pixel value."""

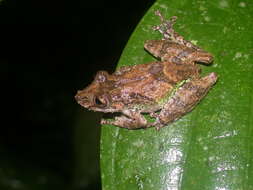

left=111, top=61, right=200, bottom=109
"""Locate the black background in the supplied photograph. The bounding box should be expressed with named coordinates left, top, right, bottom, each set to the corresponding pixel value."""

left=1, top=0, right=154, bottom=189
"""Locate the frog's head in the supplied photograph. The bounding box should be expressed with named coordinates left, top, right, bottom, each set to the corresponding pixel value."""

left=75, top=71, right=123, bottom=112
left=75, top=71, right=113, bottom=112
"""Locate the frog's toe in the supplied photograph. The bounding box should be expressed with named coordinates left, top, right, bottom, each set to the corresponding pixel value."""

left=150, top=120, right=166, bottom=130
left=150, top=112, right=159, bottom=118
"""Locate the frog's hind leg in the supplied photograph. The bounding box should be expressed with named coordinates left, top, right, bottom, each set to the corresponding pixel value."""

left=178, top=49, right=214, bottom=65
left=153, top=10, right=202, bottom=51
left=154, top=72, right=218, bottom=130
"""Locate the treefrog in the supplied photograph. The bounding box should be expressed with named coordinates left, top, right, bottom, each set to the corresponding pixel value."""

left=75, top=11, right=218, bottom=130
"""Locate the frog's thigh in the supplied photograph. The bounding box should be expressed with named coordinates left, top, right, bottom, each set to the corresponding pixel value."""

left=156, top=72, right=217, bottom=129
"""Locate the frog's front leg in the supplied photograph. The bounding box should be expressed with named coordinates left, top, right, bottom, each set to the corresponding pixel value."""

left=154, top=72, right=218, bottom=130
left=101, top=110, right=148, bottom=129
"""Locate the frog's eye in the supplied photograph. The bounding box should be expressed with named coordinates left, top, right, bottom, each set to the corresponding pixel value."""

left=94, top=96, right=107, bottom=108
left=94, top=97, right=103, bottom=105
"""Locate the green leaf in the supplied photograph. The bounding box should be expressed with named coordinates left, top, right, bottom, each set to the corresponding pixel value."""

left=100, top=0, right=253, bottom=189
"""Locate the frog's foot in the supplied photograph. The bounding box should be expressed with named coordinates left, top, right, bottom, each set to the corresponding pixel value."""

left=141, top=117, right=166, bottom=130
left=146, top=113, right=166, bottom=130
left=154, top=121, right=166, bottom=131
left=153, top=10, right=201, bottom=51
left=101, top=111, right=148, bottom=130
left=149, top=112, right=159, bottom=118
left=153, top=10, right=177, bottom=41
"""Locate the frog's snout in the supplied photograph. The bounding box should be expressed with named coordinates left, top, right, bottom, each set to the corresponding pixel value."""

left=75, top=90, right=92, bottom=108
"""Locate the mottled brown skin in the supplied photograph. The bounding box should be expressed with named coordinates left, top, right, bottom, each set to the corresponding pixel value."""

left=75, top=11, right=218, bottom=130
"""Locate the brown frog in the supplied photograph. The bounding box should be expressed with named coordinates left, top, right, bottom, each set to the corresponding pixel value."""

left=75, top=10, right=218, bottom=130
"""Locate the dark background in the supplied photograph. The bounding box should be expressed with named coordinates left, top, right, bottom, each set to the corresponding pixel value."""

left=1, top=0, right=154, bottom=189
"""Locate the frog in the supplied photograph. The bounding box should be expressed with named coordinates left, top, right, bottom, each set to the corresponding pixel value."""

left=75, top=10, right=218, bottom=130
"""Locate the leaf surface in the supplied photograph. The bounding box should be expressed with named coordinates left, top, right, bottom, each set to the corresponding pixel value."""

left=101, top=1, right=253, bottom=189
